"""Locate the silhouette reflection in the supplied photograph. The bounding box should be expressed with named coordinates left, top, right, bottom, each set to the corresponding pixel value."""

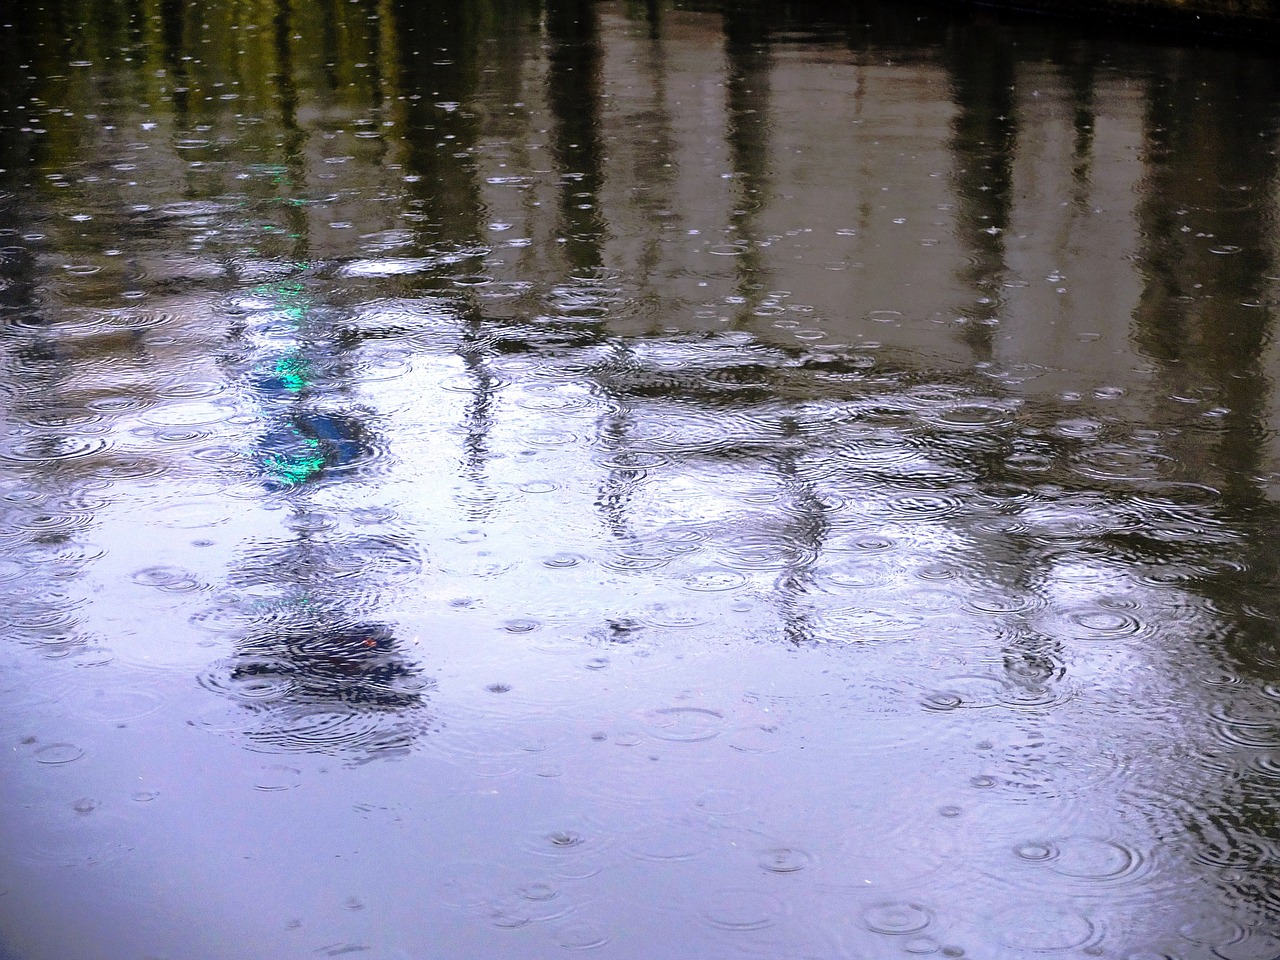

left=211, top=517, right=431, bottom=760
left=215, top=261, right=428, bottom=754
left=232, top=611, right=425, bottom=712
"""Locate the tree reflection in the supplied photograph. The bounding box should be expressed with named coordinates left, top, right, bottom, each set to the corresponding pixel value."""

left=390, top=0, right=535, bottom=519
left=1130, top=50, right=1280, bottom=673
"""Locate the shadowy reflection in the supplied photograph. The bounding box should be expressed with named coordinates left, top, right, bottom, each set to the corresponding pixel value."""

left=158, top=0, right=191, bottom=115
left=618, top=0, right=678, bottom=295
left=1130, top=50, right=1280, bottom=673
left=547, top=0, right=609, bottom=269
left=234, top=617, right=422, bottom=709
left=392, top=0, right=488, bottom=232
left=722, top=0, right=773, bottom=324
left=543, top=0, right=652, bottom=544
left=943, top=9, right=1016, bottom=361
left=721, top=5, right=838, bottom=645
left=1125, top=47, right=1280, bottom=922
left=1063, top=42, right=1098, bottom=206
left=772, top=416, right=832, bottom=647
left=212, top=518, right=432, bottom=760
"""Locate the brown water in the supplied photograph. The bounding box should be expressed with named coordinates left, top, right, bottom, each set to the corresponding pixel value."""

left=1, top=1, right=1279, bottom=957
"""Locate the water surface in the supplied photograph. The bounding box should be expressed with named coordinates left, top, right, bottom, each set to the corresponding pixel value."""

left=2, top=1, right=1280, bottom=957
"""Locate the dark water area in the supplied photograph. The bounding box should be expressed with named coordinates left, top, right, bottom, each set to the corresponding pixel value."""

left=2, top=0, right=1280, bottom=957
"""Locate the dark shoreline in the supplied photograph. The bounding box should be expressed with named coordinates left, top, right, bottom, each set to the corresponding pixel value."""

left=686, top=0, right=1280, bottom=49
left=968, top=0, right=1280, bottom=40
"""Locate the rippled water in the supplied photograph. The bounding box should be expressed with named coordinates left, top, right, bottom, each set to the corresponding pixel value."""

left=2, top=1, right=1280, bottom=957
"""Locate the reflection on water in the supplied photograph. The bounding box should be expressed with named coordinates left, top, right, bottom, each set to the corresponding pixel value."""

left=2, top=0, right=1280, bottom=957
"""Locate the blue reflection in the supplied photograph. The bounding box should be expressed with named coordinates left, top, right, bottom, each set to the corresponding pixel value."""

left=258, top=410, right=371, bottom=490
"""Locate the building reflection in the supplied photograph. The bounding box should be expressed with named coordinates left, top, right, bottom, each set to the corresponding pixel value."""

left=1129, top=48, right=1280, bottom=675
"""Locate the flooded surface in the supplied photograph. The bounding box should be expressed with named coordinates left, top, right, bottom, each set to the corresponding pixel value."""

left=2, top=0, right=1280, bottom=956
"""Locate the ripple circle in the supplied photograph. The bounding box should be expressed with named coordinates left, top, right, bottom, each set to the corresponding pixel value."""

left=34, top=742, right=85, bottom=764
left=701, top=889, right=783, bottom=931
left=994, top=904, right=1096, bottom=951
left=864, top=901, right=933, bottom=936
left=643, top=707, right=725, bottom=742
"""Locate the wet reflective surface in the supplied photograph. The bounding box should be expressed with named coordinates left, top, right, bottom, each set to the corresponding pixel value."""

left=2, top=1, right=1280, bottom=957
